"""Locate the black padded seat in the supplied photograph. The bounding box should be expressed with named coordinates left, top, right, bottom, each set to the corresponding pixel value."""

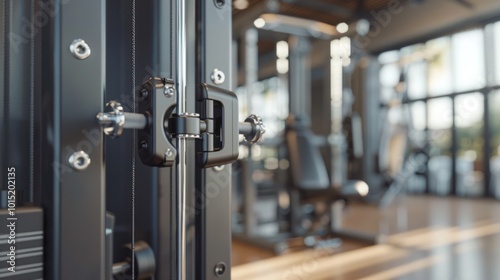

left=285, top=115, right=368, bottom=201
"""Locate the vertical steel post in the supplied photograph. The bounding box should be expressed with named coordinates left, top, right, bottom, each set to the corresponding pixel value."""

left=40, top=0, right=106, bottom=278
left=288, top=36, right=311, bottom=118
left=243, top=28, right=258, bottom=236
left=196, top=1, right=233, bottom=279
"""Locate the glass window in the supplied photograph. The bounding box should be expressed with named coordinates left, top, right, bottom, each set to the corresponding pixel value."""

left=427, top=37, right=453, bottom=96
left=452, top=29, right=486, bottom=91
left=407, top=61, right=427, bottom=100
left=427, top=98, right=453, bottom=195
left=409, top=101, right=426, bottom=147
left=455, top=93, right=484, bottom=197
left=490, top=91, right=500, bottom=198
left=410, top=101, right=426, bottom=131
left=379, top=63, right=401, bottom=104
left=378, top=50, right=400, bottom=64
left=380, top=64, right=401, bottom=88
left=377, top=24, right=500, bottom=198
left=494, top=22, right=500, bottom=85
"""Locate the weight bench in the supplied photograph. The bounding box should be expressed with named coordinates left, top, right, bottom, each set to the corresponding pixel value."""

left=285, top=115, right=379, bottom=245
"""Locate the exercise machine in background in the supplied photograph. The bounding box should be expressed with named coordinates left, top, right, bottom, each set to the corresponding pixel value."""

left=232, top=16, right=379, bottom=253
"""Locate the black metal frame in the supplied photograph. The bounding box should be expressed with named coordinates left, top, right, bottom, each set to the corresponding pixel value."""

left=39, top=0, right=106, bottom=278
left=195, top=1, right=233, bottom=279
left=2, top=0, right=236, bottom=279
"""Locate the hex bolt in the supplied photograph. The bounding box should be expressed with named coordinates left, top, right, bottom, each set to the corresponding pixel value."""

left=69, top=39, right=91, bottom=60
left=214, top=262, right=226, bottom=277
left=68, top=151, right=91, bottom=171
left=164, top=85, right=175, bottom=98
left=211, top=68, right=225, bottom=85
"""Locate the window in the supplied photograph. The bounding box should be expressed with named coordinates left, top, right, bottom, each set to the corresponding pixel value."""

left=378, top=20, right=500, bottom=198
left=490, top=91, right=500, bottom=198
left=427, top=37, right=452, bottom=96
left=493, top=22, right=500, bottom=84
left=455, top=93, right=484, bottom=197
left=407, top=61, right=427, bottom=99
left=428, top=98, right=453, bottom=195
left=452, top=29, right=485, bottom=91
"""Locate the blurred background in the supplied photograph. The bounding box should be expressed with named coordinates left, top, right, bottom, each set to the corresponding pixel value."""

left=229, top=0, right=500, bottom=278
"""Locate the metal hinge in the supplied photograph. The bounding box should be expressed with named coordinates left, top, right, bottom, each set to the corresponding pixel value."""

left=97, top=77, right=265, bottom=168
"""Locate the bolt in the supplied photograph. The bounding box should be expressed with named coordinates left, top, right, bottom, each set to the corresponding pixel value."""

left=211, top=68, right=225, bottom=85
left=213, top=165, right=225, bottom=172
left=166, top=149, right=173, bottom=157
left=214, top=262, right=226, bottom=277
left=139, top=140, right=148, bottom=151
left=138, top=88, right=149, bottom=101
left=68, top=151, right=91, bottom=171
left=164, top=85, right=175, bottom=98
left=69, top=39, right=91, bottom=60
left=214, top=0, right=225, bottom=8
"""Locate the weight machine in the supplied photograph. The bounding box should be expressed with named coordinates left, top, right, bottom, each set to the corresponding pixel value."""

left=232, top=15, right=378, bottom=253
left=0, top=0, right=264, bottom=279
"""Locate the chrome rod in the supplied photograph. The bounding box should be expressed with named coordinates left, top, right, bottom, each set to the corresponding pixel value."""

left=176, top=0, right=187, bottom=279
left=176, top=137, right=187, bottom=280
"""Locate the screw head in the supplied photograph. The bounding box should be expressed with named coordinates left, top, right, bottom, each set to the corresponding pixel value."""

left=213, top=165, right=225, bottom=172
left=139, top=140, right=149, bottom=151
left=138, top=88, right=149, bottom=101
left=164, top=85, right=175, bottom=98
left=214, top=0, right=225, bottom=8
left=214, top=262, right=226, bottom=277
left=166, top=149, right=173, bottom=157
left=68, top=151, right=91, bottom=171
left=211, top=68, right=225, bottom=85
left=69, top=39, right=91, bottom=60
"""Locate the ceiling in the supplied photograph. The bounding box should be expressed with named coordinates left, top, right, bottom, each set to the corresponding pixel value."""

left=231, top=0, right=500, bottom=84
left=233, top=0, right=394, bottom=28
left=231, top=0, right=397, bottom=63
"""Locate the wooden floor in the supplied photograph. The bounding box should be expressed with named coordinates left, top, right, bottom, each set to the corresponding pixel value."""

left=232, top=195, right=500, bottom=279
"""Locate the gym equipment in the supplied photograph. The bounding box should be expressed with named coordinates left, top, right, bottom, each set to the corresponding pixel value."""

left=233, top=115, right=376, bottom=253
left=351, top=65, right=428, bottom=206
left=232, top=15, right=375, bottom=253
left=0, top=1, right=264, bottom=279
left=285, top=115, right=375, bottom=242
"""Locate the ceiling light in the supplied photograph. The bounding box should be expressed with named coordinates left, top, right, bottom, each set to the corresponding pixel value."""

left=234, top=0, right=249, bottom=10
left=254, top=18, right=266, bottom=28
left=336, top=22, right=349, bottom=34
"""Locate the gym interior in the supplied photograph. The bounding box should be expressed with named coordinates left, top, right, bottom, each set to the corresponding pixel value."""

left=1, top=0, right=500, bottom=279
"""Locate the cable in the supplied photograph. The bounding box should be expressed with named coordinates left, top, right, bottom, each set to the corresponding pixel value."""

left=131, top=0, right=136, bottom=278
left=29, top=0, right=35, bottom=203
left=3, top=0, right=11, bottom=186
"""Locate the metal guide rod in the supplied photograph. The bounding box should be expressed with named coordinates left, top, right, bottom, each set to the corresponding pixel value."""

left=330, top=40, right=345, bottom=187
left=96, top=105, right=263, bottom=140
left=330, top=50, right=342, bottom=134
left=176, top=0, right=187, bottom=279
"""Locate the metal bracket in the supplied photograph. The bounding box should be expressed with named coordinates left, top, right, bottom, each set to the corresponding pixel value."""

left=97, top=77, right=177, bottom=167
left=197, top=83, right=264, bottom=167
left=137, top=78, right=177, bottom=167
left=97, top=78, right=265, bottom=168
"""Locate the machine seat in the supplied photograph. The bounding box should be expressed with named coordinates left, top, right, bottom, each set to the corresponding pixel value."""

left=285, top=115, right=368, bottom=201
